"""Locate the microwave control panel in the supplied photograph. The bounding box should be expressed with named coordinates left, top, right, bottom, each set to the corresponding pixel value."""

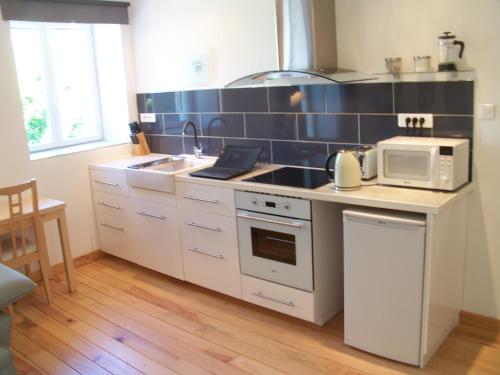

left=439, top=155, right=453, bottom=188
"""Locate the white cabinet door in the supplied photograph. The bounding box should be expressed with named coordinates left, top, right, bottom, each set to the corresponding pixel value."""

left=343, top=210, right=426, bottom=366
left=241, top=275, right=314, bottom=322
left=176, top=182, right=235, bottom=217
left=130, top=198, right=184, bottom=279
left=179, top=209, right=241, bottom=298
left=93, top=191, right=130, bottom=218
left=96, top=212, right=133, bottom=260
left=90, top=169, right=129, bottom=196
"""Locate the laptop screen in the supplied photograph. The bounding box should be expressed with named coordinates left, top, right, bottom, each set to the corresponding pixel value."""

left=213, top=145, right=263, bottom=170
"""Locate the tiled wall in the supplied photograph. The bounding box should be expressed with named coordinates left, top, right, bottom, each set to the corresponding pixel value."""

left=137, top=81, right=473, bottom=168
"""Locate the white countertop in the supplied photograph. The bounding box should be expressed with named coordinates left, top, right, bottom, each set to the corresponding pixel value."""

left=89, top=153, right=472, bottom=215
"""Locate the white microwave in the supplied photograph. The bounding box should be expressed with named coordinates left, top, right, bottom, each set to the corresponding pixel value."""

left=377, top=136, right=469, bottom=191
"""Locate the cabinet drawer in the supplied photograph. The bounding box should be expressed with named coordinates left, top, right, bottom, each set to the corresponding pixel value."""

left=90, top=169, right=129, bottom=196
left=96, top=212, right=132, bottom=260
left=182, top=245, right=242, bottom=299
left=176, top=182, right=234, bottom=216
left=93, top=191, right=130, bottom=217
left=179, top=210, right=238, bottom=250
left=241, top=275, right=314, bottom=322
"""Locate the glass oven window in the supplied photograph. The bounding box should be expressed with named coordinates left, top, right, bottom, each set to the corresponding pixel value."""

left=251, top=227, right=296, bottom=265
left=384, top=150, right=430, bottom=181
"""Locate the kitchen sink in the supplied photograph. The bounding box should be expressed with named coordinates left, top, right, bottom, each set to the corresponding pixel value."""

left=125, top=155, right=212, bottom=193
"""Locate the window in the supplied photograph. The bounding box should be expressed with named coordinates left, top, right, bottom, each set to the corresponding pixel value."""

left=10, top=22, right=103, bottom=152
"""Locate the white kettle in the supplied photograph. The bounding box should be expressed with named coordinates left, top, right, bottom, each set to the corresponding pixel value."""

left=325, top=149, right=361, bottom=191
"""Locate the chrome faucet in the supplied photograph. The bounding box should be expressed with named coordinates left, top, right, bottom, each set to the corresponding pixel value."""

left=181, top=121, right=202, bottom=158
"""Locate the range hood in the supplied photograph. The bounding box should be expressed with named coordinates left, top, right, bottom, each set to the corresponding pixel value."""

left=226, top=0, right=375, bottom=88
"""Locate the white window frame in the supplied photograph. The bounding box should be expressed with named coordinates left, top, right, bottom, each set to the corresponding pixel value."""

left=10, top=21, right=104, bottom=152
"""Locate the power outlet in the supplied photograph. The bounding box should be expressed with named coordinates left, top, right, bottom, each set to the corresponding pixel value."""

left=397, top=113, right=433, bottom=129
left=139, top=113, right=156, bottom=123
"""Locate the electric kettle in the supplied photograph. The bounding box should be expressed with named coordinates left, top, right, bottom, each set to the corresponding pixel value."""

left=325, top=150, right=361, bottom=191
left=438, top=32, right=465, bottom=71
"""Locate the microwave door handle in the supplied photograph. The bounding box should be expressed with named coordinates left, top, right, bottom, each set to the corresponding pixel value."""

left=430, top=147, right=440, bottom=185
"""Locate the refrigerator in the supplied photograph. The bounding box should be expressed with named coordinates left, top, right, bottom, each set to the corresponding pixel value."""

left=343, top=208, right=426, bottom=366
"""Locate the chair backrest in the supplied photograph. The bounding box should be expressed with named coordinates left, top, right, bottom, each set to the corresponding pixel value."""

left=0, top=179, right=40, bottom=263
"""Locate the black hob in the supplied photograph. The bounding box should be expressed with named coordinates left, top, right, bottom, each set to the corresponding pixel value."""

left=244, top=167, right=330, bottom=189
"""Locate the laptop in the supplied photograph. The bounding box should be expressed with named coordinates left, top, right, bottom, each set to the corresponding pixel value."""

left=189, top=145, right=263, bottom=180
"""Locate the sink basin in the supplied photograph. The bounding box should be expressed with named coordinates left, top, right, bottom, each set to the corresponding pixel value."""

left=125, top=155, right=212, bottom=193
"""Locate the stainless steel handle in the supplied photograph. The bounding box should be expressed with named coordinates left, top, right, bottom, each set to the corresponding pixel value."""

left=97, top=201, right=121, bottom=210
left=185, top=221, right=222, bottom=232
left=183, top=195, right=218, bottom=204
left=100, top=223, right=124, bottom=231
left=188, top=247, right=224, bottom=259
left=236, top=213, right=304, bottom=229
left=252, top=292, right=295, bottom=307
left=94, top=180, right=119, bottom=187
left=266, top=236, right=295, bottom=244
left=137, top=211, right=166, bottom=220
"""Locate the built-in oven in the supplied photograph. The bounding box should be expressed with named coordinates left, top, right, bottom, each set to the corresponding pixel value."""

left=235, top=191, right=313, bottom=292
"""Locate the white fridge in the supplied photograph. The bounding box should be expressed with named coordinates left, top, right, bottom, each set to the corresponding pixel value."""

left=343, top=208, right=426, bottom=366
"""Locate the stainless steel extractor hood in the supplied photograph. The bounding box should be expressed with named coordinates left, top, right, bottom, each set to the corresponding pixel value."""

left=226, top=0, right=375, bottom=87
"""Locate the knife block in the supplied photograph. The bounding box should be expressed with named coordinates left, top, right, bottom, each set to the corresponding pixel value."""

left=132, top=132, right=151, bottom=155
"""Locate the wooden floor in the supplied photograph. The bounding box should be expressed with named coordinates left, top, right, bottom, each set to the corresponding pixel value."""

left=10, top=255, right=500, bottom=375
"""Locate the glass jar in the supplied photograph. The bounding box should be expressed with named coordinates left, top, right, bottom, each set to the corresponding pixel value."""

left=413, top=56, right=432, bottom=72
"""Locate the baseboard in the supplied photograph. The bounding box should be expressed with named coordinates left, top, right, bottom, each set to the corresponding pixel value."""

left=460, top=310, right=500, bottom=331
left=30, top=249, right=105, bottom=281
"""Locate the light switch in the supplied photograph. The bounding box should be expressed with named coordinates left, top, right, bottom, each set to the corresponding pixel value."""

left=479, top=104, right=495, bottom=119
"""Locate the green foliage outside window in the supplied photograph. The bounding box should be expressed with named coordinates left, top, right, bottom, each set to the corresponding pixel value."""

left=23, top=95, right=47, bottom=144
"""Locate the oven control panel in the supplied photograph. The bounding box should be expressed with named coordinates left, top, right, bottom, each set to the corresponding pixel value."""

left=235, top=191, right=311, bottom=220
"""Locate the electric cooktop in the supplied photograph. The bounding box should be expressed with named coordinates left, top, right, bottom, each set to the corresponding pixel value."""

left=243, top=167, right=330, bottom=189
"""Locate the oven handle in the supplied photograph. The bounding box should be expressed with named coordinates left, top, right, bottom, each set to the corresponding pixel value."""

left=252, top=292, right=295, bottom=307
left=236, top=212, right=304, bottom=229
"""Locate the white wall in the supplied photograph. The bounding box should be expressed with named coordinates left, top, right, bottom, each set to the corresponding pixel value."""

left=0, top=11, right=134, bottom=264
left=335, top=0, right=500, bottom=319
left=130, top=0, right=278, bottom=92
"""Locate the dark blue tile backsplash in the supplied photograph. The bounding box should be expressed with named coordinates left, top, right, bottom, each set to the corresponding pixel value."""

left=326, top=83, right=393, bottom=113
left=137, top=81, right=474, bottom=168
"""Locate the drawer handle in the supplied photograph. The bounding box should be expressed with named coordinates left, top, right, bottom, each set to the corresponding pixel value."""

left=266, top=236, right=295, bottom=244
left=97, top=201, right=121, bottom=210
left=100, top=223, right=124, bottom=231
left=188, top=247, right=224, bottom=259
left=185, top=221, right=222, bottom=232
left=137, top=211, right=166, bottom=220
left=252, top=292, right=295, bottom=307
left=94, top=180, right=119, bottom=187
left=183, top=195, right=218, bottom=204
left=236, top=213, right=304, bottom=229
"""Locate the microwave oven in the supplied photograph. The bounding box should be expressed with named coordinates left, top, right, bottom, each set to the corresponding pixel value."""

left=377, top=136, right=469, bottom=191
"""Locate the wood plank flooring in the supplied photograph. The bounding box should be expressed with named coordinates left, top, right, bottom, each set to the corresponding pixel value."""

left=10, top=255, right=500, bottom=375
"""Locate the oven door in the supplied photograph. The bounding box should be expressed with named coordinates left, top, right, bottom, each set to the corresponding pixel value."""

left=236, top=209, right=313, bottom=292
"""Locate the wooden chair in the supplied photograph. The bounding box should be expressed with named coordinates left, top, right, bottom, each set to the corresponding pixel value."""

left=0, top=179, right=52, bottom=304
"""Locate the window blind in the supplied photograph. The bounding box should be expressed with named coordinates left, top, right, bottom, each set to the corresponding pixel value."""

left=1, top=0, right=130, bottom=24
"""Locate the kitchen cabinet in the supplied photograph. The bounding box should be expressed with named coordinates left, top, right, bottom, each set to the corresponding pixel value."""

left=130, top=196, right=183, bottom=279
left=176, top=181, right=235, bottom=216
left=89, top=165, right=184, bottom=280
left=241, top=274, right=315, bottom=321
left=95, top=211, right=133, bottom=260
left=90, top=156, right=471, bottom=368
left=177, top=182, right=242, bottom=298
left=90, top=169, right=129, bottom=196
